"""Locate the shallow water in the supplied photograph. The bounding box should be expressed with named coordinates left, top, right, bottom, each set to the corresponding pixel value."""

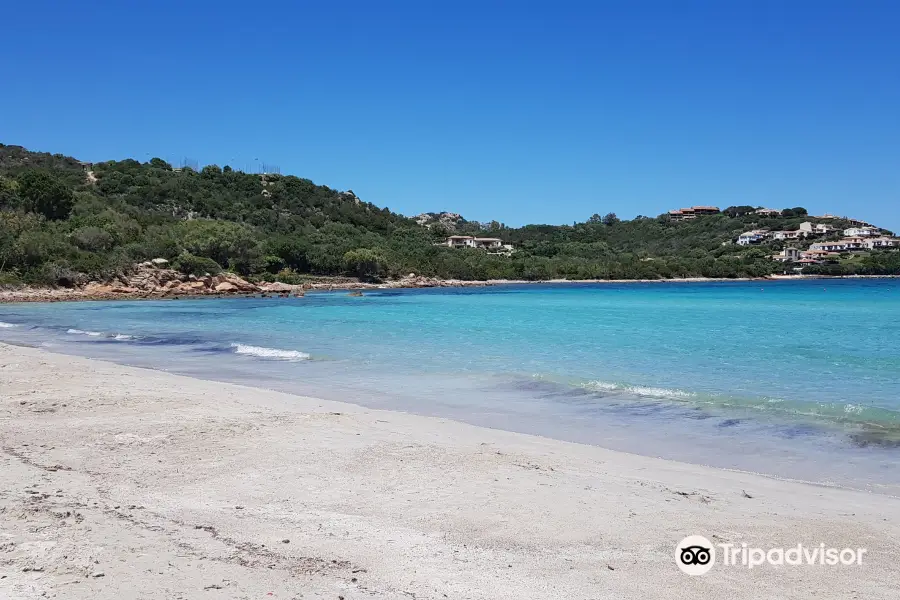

left=2, top=279, right=899, bottom=493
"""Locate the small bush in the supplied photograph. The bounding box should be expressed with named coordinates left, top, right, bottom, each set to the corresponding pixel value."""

left=70, top=226, right=114, bottom=251
left=172, top=253, right=222, bottom=276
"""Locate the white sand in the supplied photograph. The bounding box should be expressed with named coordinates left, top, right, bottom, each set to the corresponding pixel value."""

left=1, top=343, right=898, bottom=599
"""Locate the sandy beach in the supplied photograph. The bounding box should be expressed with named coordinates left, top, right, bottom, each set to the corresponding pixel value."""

left=1, top=343, right=898, bottom=599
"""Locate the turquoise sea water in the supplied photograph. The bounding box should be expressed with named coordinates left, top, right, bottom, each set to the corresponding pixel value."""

left=2, top=279, right=899, bottom=493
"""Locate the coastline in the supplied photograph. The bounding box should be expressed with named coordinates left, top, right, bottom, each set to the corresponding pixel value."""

left=2, top=343, right=899, bottom=599
left=2, top=273, right=897, bottom=304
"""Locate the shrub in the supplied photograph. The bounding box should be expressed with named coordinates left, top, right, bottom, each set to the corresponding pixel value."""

left=70, top=226, right=115, bottom=251
left=172, top=252, right=222, bottom=276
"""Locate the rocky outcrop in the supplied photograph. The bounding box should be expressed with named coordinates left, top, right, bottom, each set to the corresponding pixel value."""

left=53, top=262, right=265, bottom=300
left=413, top=212, right=467, bottom=231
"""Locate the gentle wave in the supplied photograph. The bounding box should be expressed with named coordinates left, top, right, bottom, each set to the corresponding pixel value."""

left=0, top=322, right=17, bottom=328
left=67, top=328, right=103, bottom=337
left=113, top=334, right=137, bottom=341
left=570, top=376, right=900, bottom=432
left=229, top=343, right=310, bottom=361
left=582, top=379, right=697, bottom=400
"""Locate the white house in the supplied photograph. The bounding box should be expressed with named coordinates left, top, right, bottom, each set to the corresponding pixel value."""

left=772, top=230, right=804, bottom=241
left=809, top=241, right=849, bottom=252
left=737, top=230, right=770, bottom=245
left=863, top=237, right=900, bottom=249
left=444, top=236, right=508, bottom=250
left=843, top=226, right=879, bottom=237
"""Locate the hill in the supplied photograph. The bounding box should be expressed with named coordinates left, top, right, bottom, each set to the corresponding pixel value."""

left=1, top=143, right=897, bottom=287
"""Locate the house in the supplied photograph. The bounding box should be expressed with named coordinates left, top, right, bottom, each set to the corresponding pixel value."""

left=798, top=221, right=835, bottom=235
left=755, top=208, right=782, bottom=216
left=801, top=249, right=839, bottom=260
left=772, top=247, right=801, bottom=262
left=737, top=230, right=770, bottom=245
left=772, top=230, right=804, bottom=241
left=692, top=206, right=721, bottom=216
left=444, top=236, right=509, bottom=251
left=841, top=237, right=866, bottom=250
left=472, top=237, right=504, bottom=250
left=809, top=241, right=848, bottom=252
left=445, top=235, right=475, bottom=248
left=668, top=206, right=720, bottom=221
left=843, top=226, right=880, bottom=237
left=668, top=208, right=698, bottom=221
left=863, top=237, right=900, bottom=249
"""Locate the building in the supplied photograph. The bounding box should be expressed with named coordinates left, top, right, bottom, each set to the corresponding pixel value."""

left=445, top=236, right=471, bottom=248
left=843, top=226, right=880, bottom=237
left=842, top=237, right=866, bottom=250
left=737, top=230, right=770, bottom=245
left=772, top=247, right=801, bottom=262
left=809, top=241, right=848, bottom=252
left=444, top=236, right=509, bottom=251
left=798, top=221, right=836, bottom=235
left=772, top=230, right=804, bottom=241
left=809, top=238, right=866, bottom=252
left=668, top=206, right=720, bottom=221
left=863, top=237, right=900, bottom=249
left=801, top=249, right=839, bottom=260
left=754, top=208, right=782, bottom=216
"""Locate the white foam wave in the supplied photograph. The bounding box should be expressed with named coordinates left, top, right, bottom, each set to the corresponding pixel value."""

left=230, top=343, right=310, bottom=361
left=582, top=380, right=696, bottom=400
left=0, top=322, right=17, bottom=328
left=113, top=334, right=136, bottom=341
left=67, top=328, right=103, bottom=337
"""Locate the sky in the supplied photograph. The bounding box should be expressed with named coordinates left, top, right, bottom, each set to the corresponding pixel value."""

left=4, top=1, right=899, bottom=230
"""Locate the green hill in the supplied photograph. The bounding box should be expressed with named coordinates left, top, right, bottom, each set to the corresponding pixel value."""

left=1, top=143, right=897, bottom=286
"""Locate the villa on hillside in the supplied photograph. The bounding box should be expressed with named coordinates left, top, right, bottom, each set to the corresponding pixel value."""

left=843, top=226, right=880, bottom=237
left=864, top=237, right=900, bottom=249
left=799, top=221, right=836, bottom=235
left=772, top=230, right=804, bottom=241
left=737, top=229, right=770, bottom=245
left=809, top=238, right=867, bottom=252
left=754, top=208, right=782, bottom=216
left=444, top=236, right=513, bottom=252
left=772, top=247, right=801, bottom=262
left=668, top=206, right=720, bottom=221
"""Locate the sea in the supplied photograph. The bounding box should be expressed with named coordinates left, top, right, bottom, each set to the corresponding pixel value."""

left=2, top=279, right=899, bottom=494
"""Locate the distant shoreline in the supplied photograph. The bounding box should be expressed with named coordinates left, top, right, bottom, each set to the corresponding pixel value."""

left=1, top=274, right=898, bottom=304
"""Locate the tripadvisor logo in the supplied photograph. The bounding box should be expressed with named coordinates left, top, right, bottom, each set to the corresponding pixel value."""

left=676, top=536, right=867, bottom=575
left=676, top=536, right=715, bottom=575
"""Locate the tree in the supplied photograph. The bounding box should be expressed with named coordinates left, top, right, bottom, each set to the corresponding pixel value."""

left=602, top=212, right=620, bottom=226
left=0, top=176, right=20, bottom=209
left=343, top=248, right=387, bottom=280
left=201, top=164, right=223, bottom=178
left=149, top=158, right=171, bottom=170
left=723, top=205, right=756, bottom=217
left=16, top=170, right=75, bottom=220
left=588, top=213, right=602, bottom=223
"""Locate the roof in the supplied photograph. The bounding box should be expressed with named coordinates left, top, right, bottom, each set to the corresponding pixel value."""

left=473, top=237, right=502, bottom=242
left=691, top=205, right=720, bottom=211
left=447, top=236, right=473, bottom=240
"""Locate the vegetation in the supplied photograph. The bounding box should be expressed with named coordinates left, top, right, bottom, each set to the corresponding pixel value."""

left=0, top=143, right=897, bottom=287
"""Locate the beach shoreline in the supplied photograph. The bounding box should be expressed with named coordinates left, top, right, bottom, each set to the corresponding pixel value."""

left=1, top=343, right=898, bottom=599
left=2, top=273, right=898, bottom=304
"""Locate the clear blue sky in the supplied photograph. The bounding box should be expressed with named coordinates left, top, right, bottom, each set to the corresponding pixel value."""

left=4, top=1, right=899, bottom=230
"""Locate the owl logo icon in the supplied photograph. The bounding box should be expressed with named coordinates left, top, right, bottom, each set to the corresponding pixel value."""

left=676, top=536, right=715, bottom=575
